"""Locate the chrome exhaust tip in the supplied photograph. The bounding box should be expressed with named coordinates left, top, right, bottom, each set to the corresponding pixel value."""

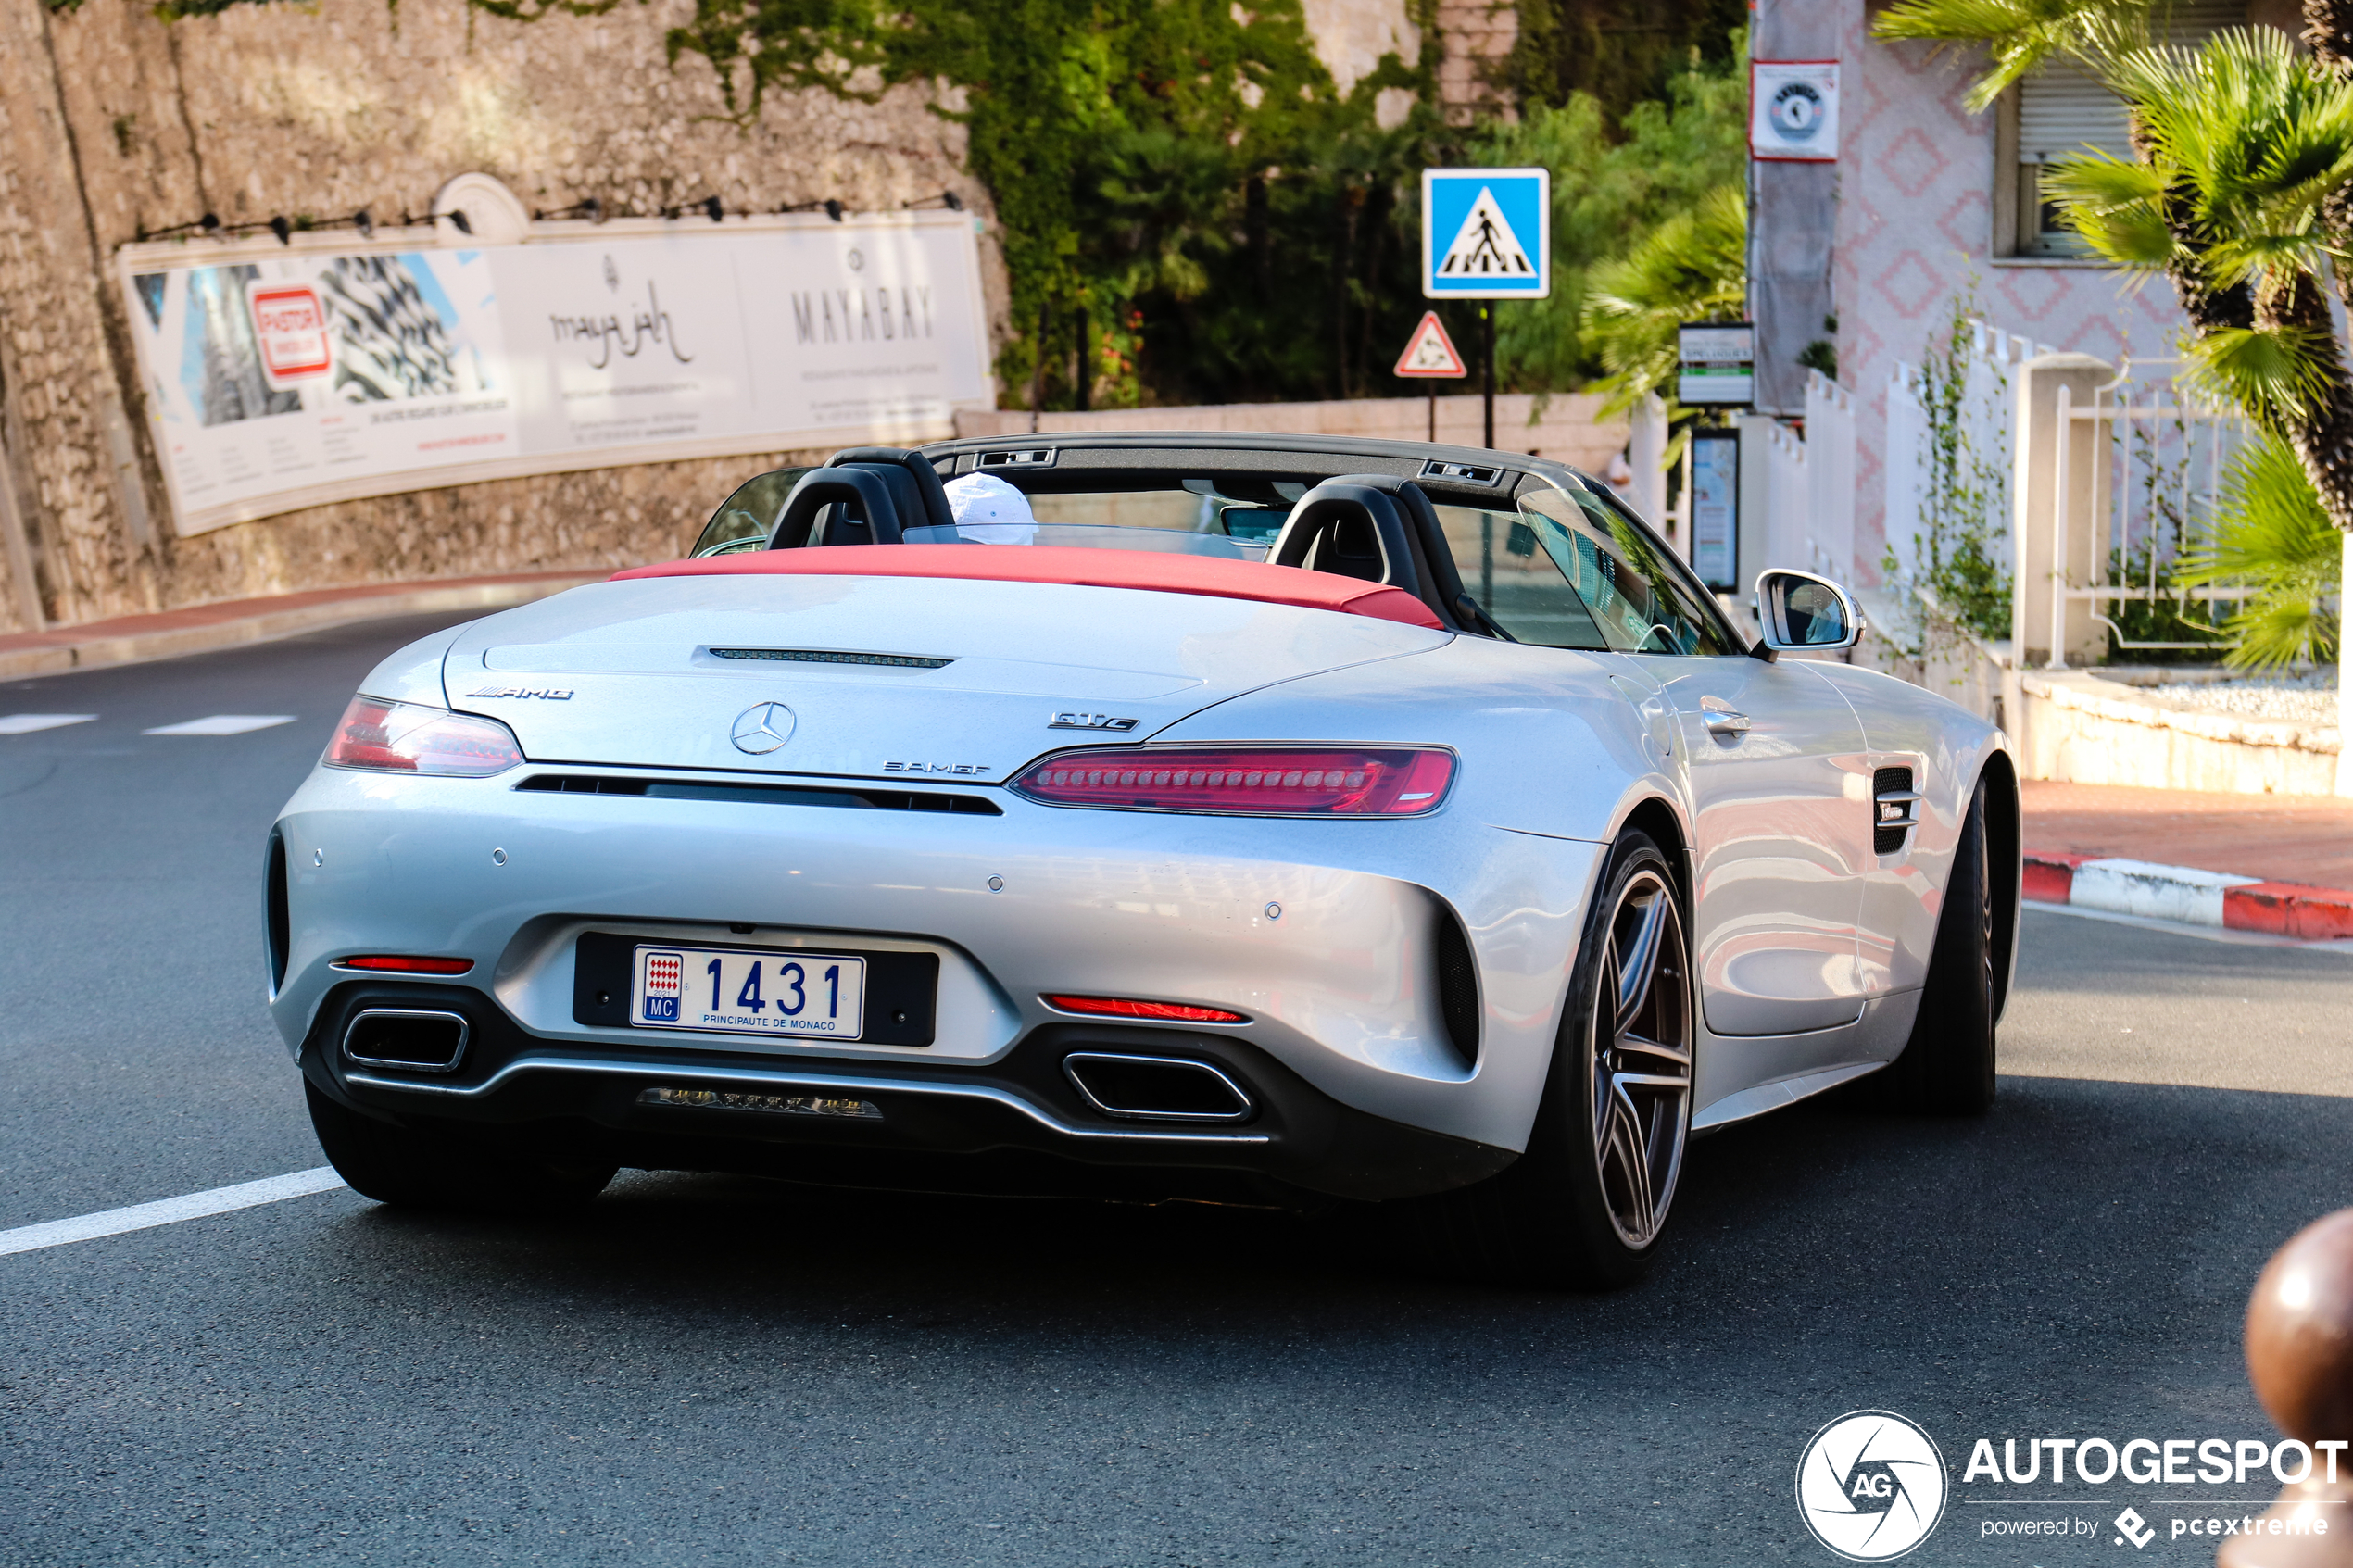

left=1062, top=1053, right=1253, bottom=1123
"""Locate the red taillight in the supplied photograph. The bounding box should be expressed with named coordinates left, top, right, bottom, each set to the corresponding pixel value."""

left=336, top=955, right=475, bottom=974
left=324, top=696, right=522, bottom=777
left=1044, top=995, right=1249, bottom=1023
left=1012, top=746, right=1454, bottom=817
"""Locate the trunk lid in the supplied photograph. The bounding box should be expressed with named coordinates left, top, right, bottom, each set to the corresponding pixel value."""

left=441, top=573, right=1449, bottom=781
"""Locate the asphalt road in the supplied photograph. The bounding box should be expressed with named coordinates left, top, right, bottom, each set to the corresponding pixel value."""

left=4, top=618, right=2351, bottom=1567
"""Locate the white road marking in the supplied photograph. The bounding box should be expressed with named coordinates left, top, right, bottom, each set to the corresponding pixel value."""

left=142, top=714, right=296, bottom=735
left=0, top=713, right=98, bottom=734
left=0, top=1167, right=347, bottom=1258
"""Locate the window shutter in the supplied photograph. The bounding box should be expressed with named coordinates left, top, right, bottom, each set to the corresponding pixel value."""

left=2017, top=3, right=2248, bottom=163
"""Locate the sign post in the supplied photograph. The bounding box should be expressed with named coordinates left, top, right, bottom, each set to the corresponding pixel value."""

left=1677, top=322, right=1755, bottom=407
left=1421, top=168, right=1550, bottom=450
left=1392, top=310, right=1467, bottom=442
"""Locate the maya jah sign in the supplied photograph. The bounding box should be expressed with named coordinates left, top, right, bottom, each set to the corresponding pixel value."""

left=1421, top=169, right=1550, bottom=299
left=1678, top=322, right=1755, bottom=406
left=1393, top=312, right=1467, bottom=378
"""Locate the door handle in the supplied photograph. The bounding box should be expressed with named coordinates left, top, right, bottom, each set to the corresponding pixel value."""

left=1704, top=709, right=1752, bottom=736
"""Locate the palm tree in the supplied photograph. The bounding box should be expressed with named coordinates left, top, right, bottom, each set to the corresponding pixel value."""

left=1876, top=1, right=2351, bottom=761
left=1578, top=182, right=1746, bottom=418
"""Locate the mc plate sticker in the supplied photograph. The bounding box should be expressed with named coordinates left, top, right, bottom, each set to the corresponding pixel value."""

left=632, top=944, right=865, bottom=1039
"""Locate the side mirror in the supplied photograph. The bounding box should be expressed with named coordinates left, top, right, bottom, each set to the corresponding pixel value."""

left=1754, top=569, right=1863, bottom=657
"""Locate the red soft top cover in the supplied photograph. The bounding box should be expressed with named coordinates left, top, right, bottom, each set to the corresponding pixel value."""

left=610, top=544, right=1445, bottom=629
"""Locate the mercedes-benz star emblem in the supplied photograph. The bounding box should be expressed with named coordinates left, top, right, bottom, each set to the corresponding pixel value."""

left=730, top=702, right=796, bottom=755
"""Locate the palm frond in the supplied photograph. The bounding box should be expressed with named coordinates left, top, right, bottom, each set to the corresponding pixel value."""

left=1579, top=183, right=1746, bottom=418
left=2175, top=429, right=2342, bottom=668
left=1873, top=0, right=2151, bottom=109
left=2183, top=325, right=2341, bottom=424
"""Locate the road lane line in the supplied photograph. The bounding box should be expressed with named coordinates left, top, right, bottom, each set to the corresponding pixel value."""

left=142, top=714, right=296, bottom=735
left=0, top=1168, right=347, bottom=1257
left=0, top=714, right=97, bottom=734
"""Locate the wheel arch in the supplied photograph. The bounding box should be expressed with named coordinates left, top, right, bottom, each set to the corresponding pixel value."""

left=1976, top=746, right=2021, bottom=1023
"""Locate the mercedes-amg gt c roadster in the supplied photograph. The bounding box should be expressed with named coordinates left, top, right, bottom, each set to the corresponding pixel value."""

left=269, top=434, right=2019, bottom=1285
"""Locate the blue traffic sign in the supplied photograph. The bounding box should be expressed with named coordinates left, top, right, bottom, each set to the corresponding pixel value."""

left=1421, top=168, right=1550, bottom=299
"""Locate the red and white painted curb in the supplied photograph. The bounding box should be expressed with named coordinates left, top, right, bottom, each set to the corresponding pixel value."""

left=2026, top=852, right=2353, bottom=941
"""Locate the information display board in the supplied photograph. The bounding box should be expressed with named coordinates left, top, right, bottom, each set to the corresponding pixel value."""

left=117, top=213, right=994, bottom=536
left=1689, top=429, right=1740, bottom=591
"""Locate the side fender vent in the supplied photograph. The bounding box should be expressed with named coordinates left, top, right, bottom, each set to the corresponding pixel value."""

left=1873, top=766, right=1919, bottom=855
left=265, top=833, right=291, bottom=993
left=1433, top=902, right=1481, bottom=1068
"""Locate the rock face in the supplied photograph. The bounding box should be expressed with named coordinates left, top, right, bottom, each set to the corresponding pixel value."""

left=0, top=0, right=999, bottom=632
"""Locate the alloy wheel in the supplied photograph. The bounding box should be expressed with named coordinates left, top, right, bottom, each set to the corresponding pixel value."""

left=1589, top=865, right=1692, bottom=1249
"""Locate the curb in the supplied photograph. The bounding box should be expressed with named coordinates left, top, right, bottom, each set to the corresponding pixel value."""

left=2026, top=850, right=2353, bottom=942
left=0, top=571, right=604, bottom=684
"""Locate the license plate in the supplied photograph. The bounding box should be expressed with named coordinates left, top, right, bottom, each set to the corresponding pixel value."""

left=631, top=944, right=865, bottom=1040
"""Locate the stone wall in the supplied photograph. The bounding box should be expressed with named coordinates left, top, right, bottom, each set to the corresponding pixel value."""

left=0, top=0, right=997, bottom=633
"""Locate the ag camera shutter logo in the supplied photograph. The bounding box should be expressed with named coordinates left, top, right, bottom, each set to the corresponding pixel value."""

left=1795, top=1410, right=1948, bottom=1561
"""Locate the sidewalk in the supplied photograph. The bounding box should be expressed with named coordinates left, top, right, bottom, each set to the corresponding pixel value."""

left=0, top=571, right=603, bottom=683
left=2022, top=780, right=2353, bottom=940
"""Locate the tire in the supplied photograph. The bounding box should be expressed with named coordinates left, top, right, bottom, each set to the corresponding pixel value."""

left=1886, top=776, right=1997, bottom=1114
left=306, top=1081, right=615, bottom=1214
left=1406, top=830, right=1694, bottom=1288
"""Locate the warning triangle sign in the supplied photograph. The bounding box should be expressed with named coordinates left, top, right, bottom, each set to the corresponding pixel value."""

left=1437, top=186, right=1536, bottom=279
left=1393, top=311, right=1467, bottom=378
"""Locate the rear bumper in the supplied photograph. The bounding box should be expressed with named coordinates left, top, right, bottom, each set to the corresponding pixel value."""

left=298, top=980, right=1516, bottom=1202
left=269, top=766, right=1605, bottom=1156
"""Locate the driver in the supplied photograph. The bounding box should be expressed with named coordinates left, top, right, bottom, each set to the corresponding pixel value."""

left=942, top=471, right=1038, bottom=546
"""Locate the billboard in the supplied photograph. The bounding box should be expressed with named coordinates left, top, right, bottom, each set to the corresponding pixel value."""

left=118, top=213, right=994, bottom=536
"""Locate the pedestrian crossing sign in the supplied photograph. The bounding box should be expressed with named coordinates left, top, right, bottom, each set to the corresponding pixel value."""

left=1421, top=168, right=1549, bottom=299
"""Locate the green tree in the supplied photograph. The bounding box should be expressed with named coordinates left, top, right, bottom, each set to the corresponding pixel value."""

left=1577, top=183, right=1746, bottom=417
left=2178, top=431, right=2343, bottom=666
left=1874, top=0, right=2353, bottom=535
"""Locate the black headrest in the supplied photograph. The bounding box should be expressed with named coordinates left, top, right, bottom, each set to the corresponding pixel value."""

left=1269, top=477, right=1425, bottom=601
left=828, top=447, right=958, bottom=531
left=768, top=467, right=906, bottom=546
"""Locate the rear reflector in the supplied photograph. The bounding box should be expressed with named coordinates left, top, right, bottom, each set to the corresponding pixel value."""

left=1012, top=746, right=1454, bottom=817
left=1044, top=995, right=1249, bottom=1023
left=337, top=955, right=475, bottom=974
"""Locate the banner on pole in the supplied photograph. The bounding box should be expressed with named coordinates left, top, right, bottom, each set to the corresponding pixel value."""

left=1393, top=311, right=1468, bottom=378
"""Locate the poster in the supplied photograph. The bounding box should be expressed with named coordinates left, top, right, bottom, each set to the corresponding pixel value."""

left=1750, top=60, right=1840, bottom=162
left=119, top=214, right=994, bottom=536
left=1690, top=429, right=1739, bottom=590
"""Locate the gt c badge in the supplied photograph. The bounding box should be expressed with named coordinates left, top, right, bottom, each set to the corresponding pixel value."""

left=730, top=702, right=797, bottom=754
left=1050, top=711, right=1139, bottom=732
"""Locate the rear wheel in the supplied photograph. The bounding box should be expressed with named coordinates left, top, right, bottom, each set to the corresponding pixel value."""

left=306, top=1082, right=614, bottom=1214
left=1409, top=830, right=1693, bottom=1287
left=1886, top=777, right=1997, bottom=1114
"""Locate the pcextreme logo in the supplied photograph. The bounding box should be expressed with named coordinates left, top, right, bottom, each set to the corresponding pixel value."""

left=1796, top=1410, right=1950, bottom=1562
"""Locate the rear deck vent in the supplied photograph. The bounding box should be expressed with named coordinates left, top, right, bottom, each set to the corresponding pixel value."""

left=1433, top=904, right=1481, bottom=1067
left=1873, top=766, right=1919, bottom=855
left=709, top=647, right=952, bottom=670
left=516, top=774, right=1002, bottom=815
left=1420, top=458, right=1503, bottom=486
left=977, top=447, right=1057, bottom=469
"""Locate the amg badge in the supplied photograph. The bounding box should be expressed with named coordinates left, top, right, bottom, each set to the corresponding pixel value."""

left=883, top=761, right=992, bottom=775
left=468, top=685, right=574, bottom=700
left=1049, top=711, right=1139, bottom=732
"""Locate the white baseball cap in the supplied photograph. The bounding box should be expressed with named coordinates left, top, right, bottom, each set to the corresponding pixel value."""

left=941, top=470, right=1038, bottom=545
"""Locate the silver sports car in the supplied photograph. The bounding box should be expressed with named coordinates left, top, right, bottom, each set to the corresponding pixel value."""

left=269, top=435, right=2019, bottom=1285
